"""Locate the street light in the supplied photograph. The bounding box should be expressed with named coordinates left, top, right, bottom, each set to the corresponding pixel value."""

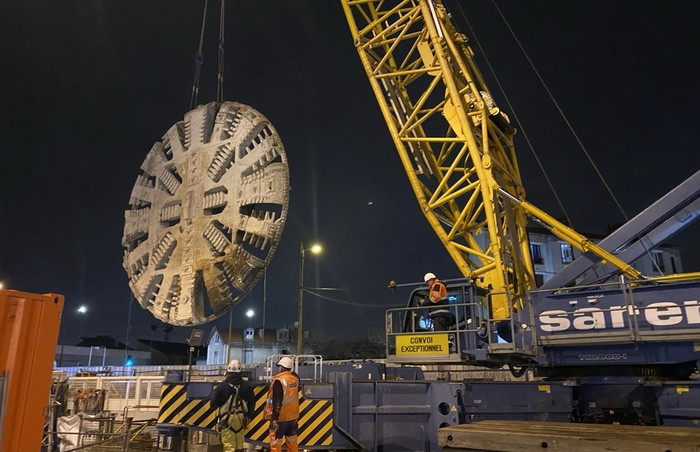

left=77, top=305, right=88, bottom=340
left=297, top=242, right=322, bottom=354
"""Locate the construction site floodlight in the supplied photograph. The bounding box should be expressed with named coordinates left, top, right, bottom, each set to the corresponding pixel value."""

left=188, top=329, right=204, bottom=347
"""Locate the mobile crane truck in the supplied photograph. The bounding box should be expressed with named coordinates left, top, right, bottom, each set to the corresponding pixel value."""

left=138, top=0, right=700, bottom=450
left=342, top=0, right=700, bottom=448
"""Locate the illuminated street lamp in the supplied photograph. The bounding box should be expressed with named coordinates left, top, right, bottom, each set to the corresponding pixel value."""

left=246, top=308, right=255, bottom=319
left=297, top=242, right=322, bottom=354
left=77, top=304, right=88, bottom=339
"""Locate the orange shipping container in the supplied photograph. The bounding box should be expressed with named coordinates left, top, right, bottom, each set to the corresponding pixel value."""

left=0, top=290, right=64, bottom=452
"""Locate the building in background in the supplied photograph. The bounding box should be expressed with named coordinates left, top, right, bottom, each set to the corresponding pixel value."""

left=206, top=326, right=291, bottom=366
left=527, top=226, right=682, bottom=287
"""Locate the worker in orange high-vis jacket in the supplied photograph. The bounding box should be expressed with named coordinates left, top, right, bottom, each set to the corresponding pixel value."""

left=420, top=272, right=455, bottom=331
left=263, top=356, right=300, bottom=452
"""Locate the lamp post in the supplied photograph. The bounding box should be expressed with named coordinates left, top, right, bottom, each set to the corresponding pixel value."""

left=297, top=242, right=322, bottom=354
left=77, top=305, right=88, bottom=341
left=245, top=308, right=255, bottom=363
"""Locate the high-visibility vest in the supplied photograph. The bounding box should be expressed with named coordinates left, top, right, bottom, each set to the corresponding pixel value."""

left=427, top=279, right=450, bottom=317
left=263, top=371, right=299, bottom=421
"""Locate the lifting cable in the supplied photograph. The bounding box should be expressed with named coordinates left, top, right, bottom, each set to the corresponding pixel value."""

left=452, top=1, right=665, bottom=275
left=451, top=0, right=573, bottom=228
left=489, top=0, right=630, bottom=224
left=453, top=1, right=633, bottom=227
left=189, top=0, right=226, bottom=109
left=216, top=0, right=225, bottom=104
left=189, top=0, right=208, bottom=110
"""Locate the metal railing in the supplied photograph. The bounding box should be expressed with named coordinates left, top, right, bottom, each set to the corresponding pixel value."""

left=49, top=415, right=159, bottom=451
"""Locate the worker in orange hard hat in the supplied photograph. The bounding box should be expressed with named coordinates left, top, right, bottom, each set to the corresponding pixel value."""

left=420, top=272, right=454, bottom=331
left=263, top=356, right=300, bottom=452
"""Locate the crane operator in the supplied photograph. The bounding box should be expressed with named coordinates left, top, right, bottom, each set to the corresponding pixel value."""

left=420, top=273, right=454, bottom=331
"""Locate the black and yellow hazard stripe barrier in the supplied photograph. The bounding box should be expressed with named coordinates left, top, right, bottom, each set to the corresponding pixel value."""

left=157, top=382, right=333, bottom=447
left=158, top=382, right=218, bottom=429
left=246, top=385, right=334, bottom=447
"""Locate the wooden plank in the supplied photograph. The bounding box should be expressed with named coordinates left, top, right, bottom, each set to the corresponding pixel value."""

left=438, top=421, right=700, bottom=452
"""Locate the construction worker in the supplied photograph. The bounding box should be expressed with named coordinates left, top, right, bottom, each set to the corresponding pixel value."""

left=420, top=272, right=454, bottom=331
left=210, top=359, right=255, bottom=452
left=263, top=356, right=300, bottom=452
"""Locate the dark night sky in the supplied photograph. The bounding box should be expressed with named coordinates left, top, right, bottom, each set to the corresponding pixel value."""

left=1, top=1, right=698, bottom=348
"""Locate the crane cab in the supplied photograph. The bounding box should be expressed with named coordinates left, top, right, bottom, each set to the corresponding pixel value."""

left=385, top=281, right=498, bottom=364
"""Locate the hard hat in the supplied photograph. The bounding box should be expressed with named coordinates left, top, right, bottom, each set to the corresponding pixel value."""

left=424, top=272, right=437, bottom=282
left=227, top=359, right=242, bottom=373
left=277, top=356, right=294, bottom=369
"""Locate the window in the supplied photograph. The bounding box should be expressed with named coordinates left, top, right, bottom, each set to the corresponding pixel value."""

left=244, top=328, right=254, bottom=341
left=535, top=273, right=544, bottom=287
left=277, top=329, right=289, bottom=342
left=560, top=243, right=573, bottom=264
left=653, top=251, right=666, bottom=273
left=530, top=243, right=543, bottom=265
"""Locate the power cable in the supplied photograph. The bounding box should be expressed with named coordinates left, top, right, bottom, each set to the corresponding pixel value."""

left=303, top=288, right=403, bottom=308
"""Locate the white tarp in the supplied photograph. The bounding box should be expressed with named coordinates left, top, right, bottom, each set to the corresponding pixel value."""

left=56, top=414, right=81, bottom=452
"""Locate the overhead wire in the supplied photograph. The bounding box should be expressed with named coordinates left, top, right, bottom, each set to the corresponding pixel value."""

left=303, top=287, right=404, bottom=308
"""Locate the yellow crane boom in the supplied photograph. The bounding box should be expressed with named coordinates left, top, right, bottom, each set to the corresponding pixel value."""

left=340, top=0, right=642, bottom=319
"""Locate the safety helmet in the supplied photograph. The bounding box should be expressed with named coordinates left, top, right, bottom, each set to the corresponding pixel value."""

left=277, top=356, right=294, bottom=369
left=227, top=359, right=242, bottom=373
left=424, top=272, right=437, bottom=282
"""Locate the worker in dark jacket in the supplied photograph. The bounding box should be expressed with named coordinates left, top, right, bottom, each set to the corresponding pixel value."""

left=210, top=359, right=255, bottom=452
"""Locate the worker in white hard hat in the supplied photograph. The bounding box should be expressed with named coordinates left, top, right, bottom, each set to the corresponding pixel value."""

left=420, top=273, right=454, bottom=331
left=263, top=355, right=300, bottom=452
left=210, top=359, right=255, bottom=452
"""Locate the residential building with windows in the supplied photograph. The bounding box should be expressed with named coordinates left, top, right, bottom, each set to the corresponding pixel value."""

left=527, top=227, right=683, bottom=287
left=206, top=327, right=292, bottom=366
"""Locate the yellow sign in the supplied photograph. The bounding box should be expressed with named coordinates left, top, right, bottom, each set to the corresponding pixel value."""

left=396, top=333, right=449, bottom=355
